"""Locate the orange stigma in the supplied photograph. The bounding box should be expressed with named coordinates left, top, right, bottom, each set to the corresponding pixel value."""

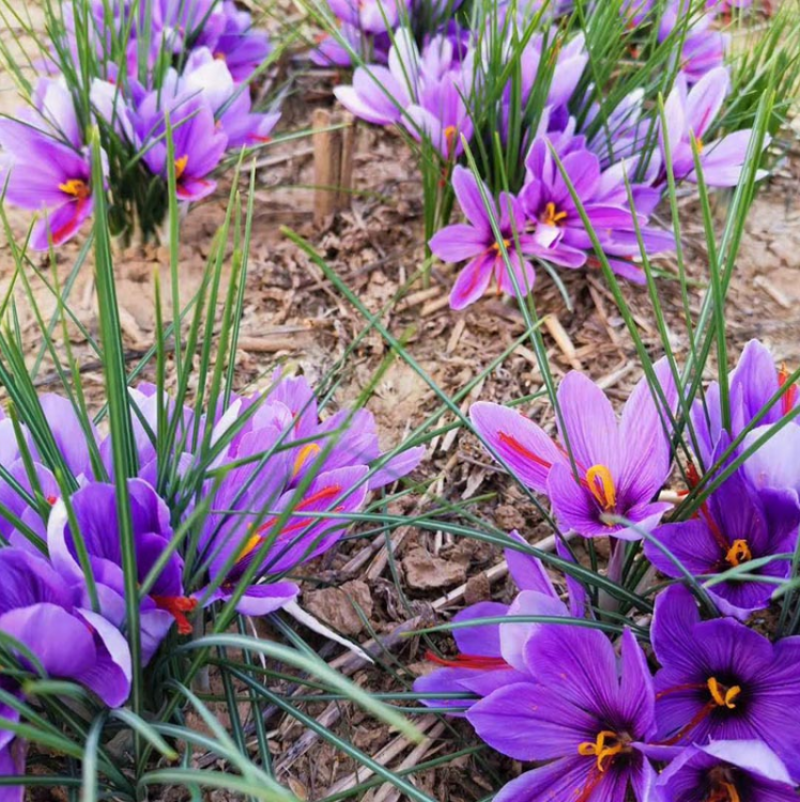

left=586, top=464, right=616, bottom=512
left=58, top=179, right=90, bottom=199
left=174, top=155, right=189, bottom=180
left=491, top=238, right=512, bottom=252
left=292, top=443, right=321, bottom=478
left=577, top=730, right=625, bottom=772
left=778, top=363, right=798, bottom=416
left=152, top=595, right=197, bottom=635
left=725, top=539, right=751, bottom=567
left=541, top=201, right=568, bottom=227
left=707, top=677, right=741, bottom=709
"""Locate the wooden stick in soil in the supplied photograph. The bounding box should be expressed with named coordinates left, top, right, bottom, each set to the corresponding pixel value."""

left=313, top=108, right=342, bottom=229
left=337, top=112, right=356, bottom=213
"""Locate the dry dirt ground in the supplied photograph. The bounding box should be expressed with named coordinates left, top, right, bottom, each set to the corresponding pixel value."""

left=1, top=11, right=800, bottom=802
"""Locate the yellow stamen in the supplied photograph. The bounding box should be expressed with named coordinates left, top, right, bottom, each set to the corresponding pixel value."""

left=58, top=179, right=90, bottom=199
left=236, top=532, right=263, bottom=564
left=696, top=138, right=704, bottom=154
left=491, top=238, right=512, bottom=252
left=541, top=201, right=568, bottom=227
left=707, top=677, right=741, bottom=709
left=586, top=464, right=617, bottom=512
left=577, top=730, right=623, bottom=772
left=725, top=539, right=751, bottom=567
left=175, top=154, right=189, bottom=180
left=444, top=125, right=457, bottom=156
left=707, top=781, right=741, bottom=802
left=292, top=443, right=321, bottom=478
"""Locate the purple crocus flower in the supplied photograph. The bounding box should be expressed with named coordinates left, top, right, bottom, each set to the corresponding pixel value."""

left=47, top=480, right=192, bottom=662
left=467, top=626, right=657, bottom=802
left=0, top=547, right=131, bottom=706
left=470, top=359, right=676, bottom=540
left=659, top=67, right=768, bottom=187
left=656, top=740, right=798, bottom=802
left=413, top=532, right=585, bottom=712
left=520, top=134, right=673, bottom=283
left=645, top=458, right=800, bottom=619
left=334, top=30, right=459, bottom=126
left=0, top=736, right=26, bottom=802
left=651, top=585, right=800, bottom=775
left=430, top=166, right=542, bottom=309
left=199, top=1, right=272, bottom=82
left=326, top=0, right=410, bottom=33
left=136, top=91, right=228, bottom=201
left=690, top=339, right=799, bottom=468
left=658, top=2, right=728, bottom=84
left=0, top=79, right=100, bottom=250
left=180, top=50, right=280, bottom=148
left=199, top=464, right=369, bottom=615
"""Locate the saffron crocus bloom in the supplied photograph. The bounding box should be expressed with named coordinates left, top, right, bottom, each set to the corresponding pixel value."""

left=652, top=585, right=800, bottom=775
left=0, top=547, right=131, bottom=706
left=690, top=339, right=799, bottom=467
left=658, top=2, right=728, bottom=84
left=520, top=134, right=673, bottom=282
left=660, top=67, right=768, bottom=187
left=656, top=740, right=798, bottom=802
left=413, top=531, right=583, bottom=712
left=200, top=0, right=272, bottom=82
left=645, top=456, right=800, bottom=619
left=468, top=627, right=657, bottom=801
left=200, top=465, right=369, bottom=615
left=326, top=0, right=409, bottom=33
left=47, top=480, right=193, bottom=663
left=179, top=51, right=280, bottom=148
left=136, top=92, right=228, bottom=201
left=334, top=30, right=457, bottom=125
left=0, top=79, right=99, bottom=250
left=430, top=166, right=541, bottom=310
left=470, top=359, right=676, bottom=539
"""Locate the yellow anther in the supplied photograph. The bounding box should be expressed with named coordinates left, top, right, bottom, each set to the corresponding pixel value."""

left=175, top=155, right=189, bottom=180
left=725, top=539, right=752, bottom=567
left=292, top=443, right=321, bottom=478
left=707, top=677, right=741, bottom=709
left=236, top=532, right=263, bottom=564
left=577, top=730, right=623, bottom=772
left=541, top=201, right=568, bottom=227
left=58, top=179, right=90, bottom=198
left=586, top=464, right=617, bottom=512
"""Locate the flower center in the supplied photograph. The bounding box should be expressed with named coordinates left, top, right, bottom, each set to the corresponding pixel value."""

left=707, top=677, right=741, bottom=709
left=58, top=179, right=90, bottom=199
left=707, top=782, right=740, bottom=802
left=586, top=464, right=616, bottom=512
left=292, top=443, right=321, bottom=478
left=778, top=363, right=798, bottom=416
left=444, top=125, right=457, bottom=157
left=152, top=595, right=198, bottom=635
left=491, top=238, right=512, bottom=252
left=725, top=539, right=751, bottom=567
left=696, top=138, right=705, bottom=154
left=577, top=730, right=626, bottom=772
left=175, top=155, right=189, bottom=180
left=541, top=201, right=568, bottom=227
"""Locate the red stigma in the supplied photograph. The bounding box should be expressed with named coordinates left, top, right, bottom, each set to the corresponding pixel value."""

left=498, top=431, right=553, bottom=471
left=778, top=363, right=798, bottom=416
left=425, top=650, right=509, bottom=671
left=153, top=595, right=198, bottom=635
left=46, top=495, right=58, bottom=505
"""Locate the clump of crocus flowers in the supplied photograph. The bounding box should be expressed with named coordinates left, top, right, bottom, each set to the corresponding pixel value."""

left=416, top=338, right=800, bottom=800
left=330, top=0, right=766, bottom=310
left=0, top=0, right=280, bottom=249
left=0, top=371, right=423, bottom=794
